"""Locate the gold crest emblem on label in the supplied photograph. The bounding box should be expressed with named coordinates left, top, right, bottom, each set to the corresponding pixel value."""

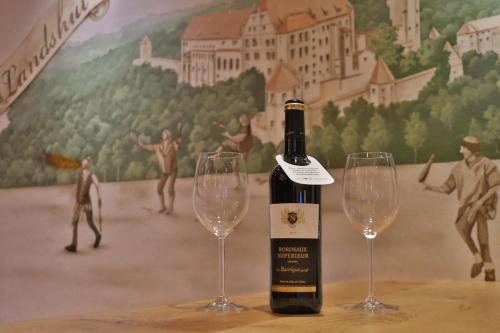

left=281, top=208, right=305, bottom=228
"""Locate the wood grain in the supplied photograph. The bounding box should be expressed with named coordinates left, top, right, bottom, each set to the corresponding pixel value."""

left=1, top=280, right=499, bottom=332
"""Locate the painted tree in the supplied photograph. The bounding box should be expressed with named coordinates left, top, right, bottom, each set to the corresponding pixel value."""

left=404, top=112, right=429, bottom=163
left=429, top=90, right=458, bottom=132
left=468, top=117, right=490, bottom=147
left=111, top=138, right=127, bottom=182
left=341, top=119, right=361, bottom=154
left=124, top=161, right=146, bottom=180
left=321, top=101, right=340, bottom=126
left=320, top=124, right=343, bottom=168
left=484, top=105, right=500, bottom=153
left=362, top=113, right=391, bottom=152
left=371, top=24, right=404, bottom=72
left=96, top=144, right=112, bottom=182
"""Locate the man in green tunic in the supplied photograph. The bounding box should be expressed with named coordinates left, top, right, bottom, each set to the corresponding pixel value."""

left=424, top=136, right=500, bottom=281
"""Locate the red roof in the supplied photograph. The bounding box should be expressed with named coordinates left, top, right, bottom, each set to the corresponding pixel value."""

left=265, top=0, right=352, bottom=29
left=278, top=12, right=317, bottom=33
left=370, top=57, right=395, bottom=84
left=182, top=8, right=253, bottom=40
left=266, top=64, right=299, bottom=91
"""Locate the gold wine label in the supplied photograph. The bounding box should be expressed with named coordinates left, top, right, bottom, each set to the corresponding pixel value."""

left=271, top=285, right=317, bottom=292
left=284, top=103, right=305, bottom=111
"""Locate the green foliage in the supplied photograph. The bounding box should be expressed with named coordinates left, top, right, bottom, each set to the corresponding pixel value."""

left=429, top=90, right=459, bottom=132
left=307, top=124, right=343, bottom=169
left=468, top=118, right=489, bottom=147
left=372, top=24, right=404, bottom=70
left=350, top=0, right=391, bottom=32
left=247, top=141, right=277, bottom=173
left=341, top=119, right=361, bottom=155
left=321, top=101, right=340, bottom=126
left=0, top=39, right=265, bottom=187
left=371, top=26, right=445, bottom=79
left=149, top=21, right=188, bottom=59
left=404, top=113, right=429, bottom=163
left=463, top=51, right=499, bottom=78
left=362, top=113, right=391, bottom=152
left=3, top=0, right=500, bottom=188
left=420, top=0, right=500, bottom=43
left=484, top=105, right=500, bottom=152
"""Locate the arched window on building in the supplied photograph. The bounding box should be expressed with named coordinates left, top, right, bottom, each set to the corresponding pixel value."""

left=217, top=58, right=221, bottom=70
left=236, top=58, right=240, bottom=70
left=223, top=59, right=227, bottom=70
left=229, top=59, right=233, bottom=70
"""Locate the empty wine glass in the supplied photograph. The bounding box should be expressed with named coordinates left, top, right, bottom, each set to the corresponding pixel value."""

left=193, top=152, right=250, bottom=312
left=342, top=152, right=399, bottom=312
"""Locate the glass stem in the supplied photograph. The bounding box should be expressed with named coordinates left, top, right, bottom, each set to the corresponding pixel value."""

left=367, top=238, right=375, bottom=302
left=218, top=238, right=226, bottom=299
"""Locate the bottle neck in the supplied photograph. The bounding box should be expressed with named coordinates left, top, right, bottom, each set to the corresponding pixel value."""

left=284, top=109, right=306, bottom=161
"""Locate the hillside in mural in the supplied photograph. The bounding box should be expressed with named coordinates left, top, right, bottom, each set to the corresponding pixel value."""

left=1, top=0, right=500, bottom=188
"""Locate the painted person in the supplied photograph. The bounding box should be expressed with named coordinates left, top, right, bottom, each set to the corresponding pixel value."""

left=215, top=114, right=253, bottom=158
left=132, top=123, right=183, bottom=214
left=65, top=156, right=102, bottom=253
left=214, top=114, right=253, bottom=188
left=424, top=136, right=500, bottom=281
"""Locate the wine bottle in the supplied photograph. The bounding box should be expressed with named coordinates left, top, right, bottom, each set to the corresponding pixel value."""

left=269, top=99, right=322, bottom=314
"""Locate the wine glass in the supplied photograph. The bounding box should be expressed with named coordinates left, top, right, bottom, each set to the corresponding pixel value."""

left=342, top=152, right=399, bottom=312
left=193, top=152, right=250, bottom=312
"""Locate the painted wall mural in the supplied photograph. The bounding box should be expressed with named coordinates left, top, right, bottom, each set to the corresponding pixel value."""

left=1, top=0, right=500, bottom=323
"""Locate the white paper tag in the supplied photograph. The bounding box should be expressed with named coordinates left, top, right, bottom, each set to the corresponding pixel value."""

left=275, top=154, right=335, bottom=185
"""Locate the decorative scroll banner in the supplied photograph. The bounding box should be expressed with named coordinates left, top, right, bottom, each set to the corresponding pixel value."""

left=0, top=0, right=110, bottom=114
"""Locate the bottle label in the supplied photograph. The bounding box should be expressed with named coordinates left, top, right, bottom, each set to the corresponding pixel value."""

left=270, top=203, right=319, bottom=293
left=271, top=239, right=319, bottom=293
left=275, top=155, right=334, bottom=185
left=270, top=203, right=319, bottom=239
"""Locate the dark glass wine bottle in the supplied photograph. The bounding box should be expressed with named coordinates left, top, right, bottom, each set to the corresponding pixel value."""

left=269, top=99, right=322, bottom=314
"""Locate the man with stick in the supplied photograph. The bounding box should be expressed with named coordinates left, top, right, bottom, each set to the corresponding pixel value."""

left=65, top=156, right=102, bottom=253
left=423, top=136, right=500, bottom=281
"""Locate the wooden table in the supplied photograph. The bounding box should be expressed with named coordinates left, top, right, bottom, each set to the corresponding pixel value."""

left=1, top=280, right=499, bottom=332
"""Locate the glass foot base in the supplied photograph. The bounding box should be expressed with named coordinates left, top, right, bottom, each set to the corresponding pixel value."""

left=341, top=297, right=398, bottom=313
left=197, top=296, right=248, bottom=312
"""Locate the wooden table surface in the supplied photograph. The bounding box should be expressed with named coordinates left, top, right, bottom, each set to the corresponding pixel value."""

left=1, top=280, right=499, bottom=332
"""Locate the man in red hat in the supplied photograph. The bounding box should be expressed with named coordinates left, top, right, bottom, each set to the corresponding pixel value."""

left=424, top=136, right=500, bottom=281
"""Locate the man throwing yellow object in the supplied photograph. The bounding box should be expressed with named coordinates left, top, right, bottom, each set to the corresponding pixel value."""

left=131, top=123, right=182, bottom=215
left=424, top=136, right=500, bottom=281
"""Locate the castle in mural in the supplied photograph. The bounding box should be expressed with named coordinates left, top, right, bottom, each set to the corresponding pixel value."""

left=455, top=14, right=500, bottom=57
left=133, top=0, right=464, bottom=144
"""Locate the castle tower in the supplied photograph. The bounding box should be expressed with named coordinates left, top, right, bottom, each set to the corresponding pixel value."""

left=443, top=41, right=463, bottom=82
left=140, top=36, right=152, bottom=60
left=369, top=57, right=396, bottom=106
left=386, top=0, right=421, bottom=52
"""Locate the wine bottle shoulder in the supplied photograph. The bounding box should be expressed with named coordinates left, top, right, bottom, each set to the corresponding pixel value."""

left=269, top=164, right=321, bottom=204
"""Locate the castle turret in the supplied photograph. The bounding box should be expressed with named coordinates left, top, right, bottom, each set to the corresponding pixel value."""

left=386, top=0, right=421, bottom=52
left=369, top=57, right=396, bottom=106
left=140, top=36, right=152, bottom=60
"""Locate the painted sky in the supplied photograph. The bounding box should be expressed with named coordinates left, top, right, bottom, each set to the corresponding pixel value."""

left=69, top=0, right=213, bottom=43
left=0, top=0, right=212, bottom=64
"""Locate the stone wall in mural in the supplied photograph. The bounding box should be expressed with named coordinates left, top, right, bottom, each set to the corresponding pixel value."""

left=0, top=0, right=500, bottom=324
